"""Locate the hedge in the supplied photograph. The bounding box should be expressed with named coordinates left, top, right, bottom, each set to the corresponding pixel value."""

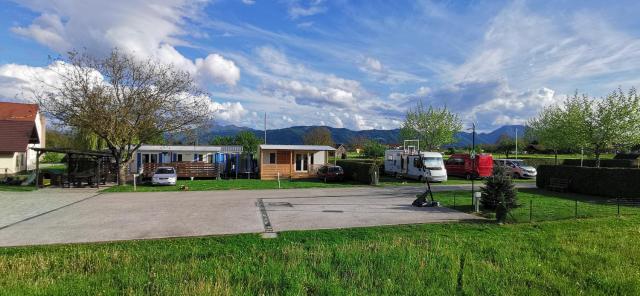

left=562, top=159, right=639, bottom=168
left=336, top=160, right=379, bottom=185
left=521, top=158, right=558, bottom=168
left=536, top=165, right=640, bottom=198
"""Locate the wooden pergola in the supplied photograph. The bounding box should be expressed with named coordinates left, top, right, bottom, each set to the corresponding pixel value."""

left=30, top=147, right=113, bottom=189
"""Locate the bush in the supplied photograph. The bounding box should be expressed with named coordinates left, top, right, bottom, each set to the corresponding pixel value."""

left=521, top=158, right=559, bottom=168
left=537, top=165, right=640, bottom=198
left=41, top=152, right=65, bottom=163
left=337, top=160, right=379, bottom=185
left=481, top=165, right=518, bottom=212
left=562, top=159, right=639, bottom=168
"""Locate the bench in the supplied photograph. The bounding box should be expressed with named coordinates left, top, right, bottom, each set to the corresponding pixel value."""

left=548, top=178, right=570, bottom=192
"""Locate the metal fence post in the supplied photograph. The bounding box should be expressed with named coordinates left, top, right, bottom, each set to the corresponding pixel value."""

left=529, top=199, right=533, bottom=223
left=453, top=193, right=456, bottom=209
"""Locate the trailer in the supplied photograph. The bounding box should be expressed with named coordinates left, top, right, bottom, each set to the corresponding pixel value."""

left=383, top=140, right=447, bottom=182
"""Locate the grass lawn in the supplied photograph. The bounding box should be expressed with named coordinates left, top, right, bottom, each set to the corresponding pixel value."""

left=1, top=216, right=639, bottom=295
left=0, top=184, right=37, bottom=192
left=433, top=188, right=640, bottom=222
left=102, top=178, right=363, bottom=192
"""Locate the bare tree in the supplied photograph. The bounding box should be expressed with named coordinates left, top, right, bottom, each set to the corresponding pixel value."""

left=303, top=127, right=335, bottom=146
left=37, top=49, right=212, bottom=184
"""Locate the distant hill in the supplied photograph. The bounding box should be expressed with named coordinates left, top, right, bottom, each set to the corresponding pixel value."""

left=202, top=124, right=526, bottom=148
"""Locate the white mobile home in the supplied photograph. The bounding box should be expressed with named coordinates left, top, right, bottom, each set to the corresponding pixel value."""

left=130, top=145, right=242, bottom=173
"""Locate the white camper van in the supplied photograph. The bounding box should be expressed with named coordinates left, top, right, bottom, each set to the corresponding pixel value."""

left=384, top=150, right=447, bottom=182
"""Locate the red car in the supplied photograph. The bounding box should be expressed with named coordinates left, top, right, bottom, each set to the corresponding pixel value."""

left=445, top=153, right=494, bottom=179
left=317, top=165, right=345, bottom=182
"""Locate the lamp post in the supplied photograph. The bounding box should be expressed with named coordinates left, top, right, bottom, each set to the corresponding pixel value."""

left=470, top=123, right=476, bottom=205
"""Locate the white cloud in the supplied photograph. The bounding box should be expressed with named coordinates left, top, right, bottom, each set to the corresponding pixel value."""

left=11, top=0, right=240, bottom=87
left=241, top=0, right=256, bottom=5
left=206, top=100, right=248, bottom=122
left=287, top=0, right=327, bottom=19
left=195, top=54, right=241, bottom=86
left=363, top=57, right=383, bottom=72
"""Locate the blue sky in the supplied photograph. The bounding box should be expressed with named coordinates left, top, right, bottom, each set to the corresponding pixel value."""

left=1, top=0, right=640, bottom=131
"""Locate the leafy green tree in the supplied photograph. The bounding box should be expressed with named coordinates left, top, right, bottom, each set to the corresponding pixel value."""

left=210, top=136, right=235, bottom=146
left=363, top=140, right=386, bottom=159
left=530, top=89, right=640, bottom=167
left=303, top=127, right=335, bottom=146
left=400, top=101, right=462, bottom=151
left=234, top=131, right=262, bottom=154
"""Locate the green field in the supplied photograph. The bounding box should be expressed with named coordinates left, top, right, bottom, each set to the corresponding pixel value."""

left=1, top=215, right=638, bottom=295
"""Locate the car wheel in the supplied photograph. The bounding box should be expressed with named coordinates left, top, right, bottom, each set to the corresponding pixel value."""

left=512, top=173, right=520, bottom=179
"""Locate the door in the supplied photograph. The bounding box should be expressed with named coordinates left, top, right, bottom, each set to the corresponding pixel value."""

left=295, top=153, right=308, bottom=172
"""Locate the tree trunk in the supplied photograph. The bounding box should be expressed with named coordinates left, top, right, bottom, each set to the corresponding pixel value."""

left=118, top=163, right=128, bottom=185
left=594, top=147, right=601, bottom=168
left=554, top=150, right=558, bottom=165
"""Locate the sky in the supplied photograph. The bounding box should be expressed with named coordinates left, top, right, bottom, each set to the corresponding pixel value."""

left=1, top=0, right=639, bottom=132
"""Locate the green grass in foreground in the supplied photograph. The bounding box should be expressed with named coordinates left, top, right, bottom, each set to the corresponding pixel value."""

left=0, top=184, right=36, bottom=192
left=103, top=178, right=362, bottom=192
left=435, top=189, right=640, bottom=222
left=1, top=216, right=639, bottom=295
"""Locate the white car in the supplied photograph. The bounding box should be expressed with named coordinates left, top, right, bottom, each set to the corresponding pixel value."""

left=151, top=167, right=177, bottom=185
left=494, top=159, right=537, bottom=179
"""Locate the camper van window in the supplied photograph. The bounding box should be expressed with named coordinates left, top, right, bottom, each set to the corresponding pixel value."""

left=177, top=154, right=183, bottom=162
left=423, top=157, right=443, bottom=169
left=268, top=152, right=276, bottom=164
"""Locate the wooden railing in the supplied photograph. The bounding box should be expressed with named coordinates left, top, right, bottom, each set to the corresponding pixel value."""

left=142, top=162, right=221, bottom=178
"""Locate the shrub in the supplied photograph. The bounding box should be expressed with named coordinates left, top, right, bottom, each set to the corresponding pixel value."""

left=481, top=165, right=518, bottom=212
left=537, top=165, right=640, bottom=198
left=41, top=152, right=65, bottom=163
left=336, top=160, right=379, bottom=185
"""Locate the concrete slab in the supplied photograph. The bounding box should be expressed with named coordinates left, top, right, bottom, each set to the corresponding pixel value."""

left=0, top=189, right=99, bottom=228
left=0, top=184, right=505, bottom=247
left=263, top=187, right=482, bottom=232
left=0, top=191, right=264, bottom=246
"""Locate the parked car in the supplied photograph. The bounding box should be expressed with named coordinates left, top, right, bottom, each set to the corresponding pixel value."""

left=151, top=167, right=177, bottom=185
left=317, top=165, right=345, bottom=182
left=494, top=159, right=537, bottom=179
left=445, top=153, right=493, bottom=179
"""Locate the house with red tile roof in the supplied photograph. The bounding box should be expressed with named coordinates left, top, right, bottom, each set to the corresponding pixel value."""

left=0, top=102, right=46, bottom=174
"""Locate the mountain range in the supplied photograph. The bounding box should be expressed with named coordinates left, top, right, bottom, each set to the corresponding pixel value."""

left=202, top=124, right=527, bottom=148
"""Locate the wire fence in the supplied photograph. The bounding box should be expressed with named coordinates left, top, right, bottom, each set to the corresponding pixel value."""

left=444, top=191, right=640, bottom=223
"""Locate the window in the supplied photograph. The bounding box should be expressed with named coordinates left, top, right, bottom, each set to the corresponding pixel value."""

left=269, top=152, right=276, bottom=164
left=195, top=154, right=203, bottom=162
left=177, top=154, right=183, bottom=162
left=142, top=153, right=158, bottom=163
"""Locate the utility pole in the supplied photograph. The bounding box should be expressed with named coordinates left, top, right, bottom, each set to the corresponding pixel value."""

left=264, top=112, right=267, bottom=144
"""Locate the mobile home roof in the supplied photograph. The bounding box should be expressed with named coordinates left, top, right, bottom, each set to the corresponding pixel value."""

left=259, top=144, right=336, bottom=151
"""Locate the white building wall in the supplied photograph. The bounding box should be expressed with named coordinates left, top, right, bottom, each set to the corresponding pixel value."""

left=0, top=152, right=24, bottom=175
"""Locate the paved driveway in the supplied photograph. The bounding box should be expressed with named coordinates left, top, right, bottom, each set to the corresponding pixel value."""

left=0, top=184, right=515, bottom=247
